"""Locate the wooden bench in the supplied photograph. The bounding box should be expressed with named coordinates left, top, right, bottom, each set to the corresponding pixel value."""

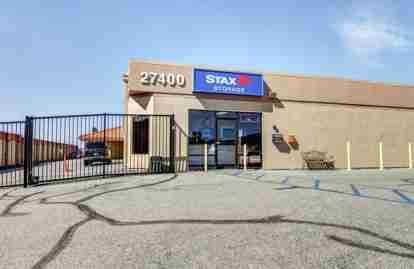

left=301, top=150, right=335, bottom=170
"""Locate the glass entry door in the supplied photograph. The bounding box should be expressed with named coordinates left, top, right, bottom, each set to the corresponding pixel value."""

left=188, top=110, right=262, bottom=170
left=216, top=119, right=237, bottom=167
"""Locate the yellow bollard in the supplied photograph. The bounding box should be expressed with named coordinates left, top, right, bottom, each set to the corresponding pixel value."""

left=243, top=144, right=247, bottom=171
left=409, top=143, right=412, bottom=169
left=346, top=141, right=351, bottom=171
left=204, top=143, right=208, bottom=172
left=379, top=142, right=384, bottom=170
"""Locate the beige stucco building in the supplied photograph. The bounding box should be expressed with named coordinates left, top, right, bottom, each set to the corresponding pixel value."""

left=123, top=59, right=414, bottom=171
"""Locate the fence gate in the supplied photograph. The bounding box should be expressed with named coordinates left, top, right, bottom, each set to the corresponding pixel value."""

left=0, top=114, right=178, bottom=188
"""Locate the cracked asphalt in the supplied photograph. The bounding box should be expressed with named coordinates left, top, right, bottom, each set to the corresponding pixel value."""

left=1, top=169, right=414, bottom=269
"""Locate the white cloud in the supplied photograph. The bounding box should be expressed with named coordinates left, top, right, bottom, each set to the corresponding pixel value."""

left=335, top=3, right=412, bottom=59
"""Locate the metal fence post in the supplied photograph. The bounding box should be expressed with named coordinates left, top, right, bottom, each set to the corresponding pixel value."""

left=23, top=116, right=33, bottom=188
left=169, top=115, right=176, bottom=173
left=243, top=144, right=247, bottom=171
left=4, top=132, right=8, bottom=167
left=103, top=113, right=107, bottom=178
left=204, top=143, right=208, bottom=172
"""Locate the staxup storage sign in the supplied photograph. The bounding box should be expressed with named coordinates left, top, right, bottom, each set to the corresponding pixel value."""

left=193, top=69, right=264, bottom=97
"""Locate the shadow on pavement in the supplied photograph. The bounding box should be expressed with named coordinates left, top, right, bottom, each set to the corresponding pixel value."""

left=4, top=173, right=414, bottom=269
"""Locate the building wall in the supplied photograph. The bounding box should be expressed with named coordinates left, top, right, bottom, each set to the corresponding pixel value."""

left=262, top=101, right=414, bottom=169
left=127, top=60, right=414, bottom=109
left=152, top=93, right=271, bottom=162
left=125, top=60, right=414, bottom=170
left=128, top=60, right=193, bottom=95
left=32, top=143, right=77, bottom=163
left=266, top=74, right=414, bottom=109
left=1, top=138, right=79, bottom=168
left=149, top=94, right=414, bottom=170
left=107, top=141, right=123, bottom=160
left=123, top=95, right=155, bottom=170
left=0, top=139, right=24, bottom=167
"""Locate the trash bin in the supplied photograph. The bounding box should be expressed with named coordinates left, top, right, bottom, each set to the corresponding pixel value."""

left=29, top=176, right=39, bottom=185
left=150, top=156, right=170, bottom=173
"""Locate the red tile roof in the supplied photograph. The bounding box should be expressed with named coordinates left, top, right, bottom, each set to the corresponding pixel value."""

left=79, top=127, right=124, bottom=142
left=0, top=132, right=77, bottom=150
left=0, top=131, right=24, bottom=143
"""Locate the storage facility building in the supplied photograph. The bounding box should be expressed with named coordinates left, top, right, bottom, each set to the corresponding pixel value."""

left=122, top=60, right=414, bottom=171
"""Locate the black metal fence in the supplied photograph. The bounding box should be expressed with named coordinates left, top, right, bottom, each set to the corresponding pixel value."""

left=1, top=113, right=184, bottom=188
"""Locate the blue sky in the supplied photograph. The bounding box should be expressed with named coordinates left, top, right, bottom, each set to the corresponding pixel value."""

left=1, top=0, right=414, bottom=121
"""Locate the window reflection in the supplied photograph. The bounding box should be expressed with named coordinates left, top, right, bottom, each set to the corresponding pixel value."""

left=216, top=111, right=238, bottom=118
left=189, top=111, right=215, bottom=144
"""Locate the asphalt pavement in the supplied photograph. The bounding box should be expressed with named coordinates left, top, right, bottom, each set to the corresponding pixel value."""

left=0, top=158, right=128, bottom=187
left=1, top=168, right=414, bottom=268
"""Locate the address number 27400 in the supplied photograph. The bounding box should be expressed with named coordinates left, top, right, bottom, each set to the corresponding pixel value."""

left=139, top=72, right=186, bottom=87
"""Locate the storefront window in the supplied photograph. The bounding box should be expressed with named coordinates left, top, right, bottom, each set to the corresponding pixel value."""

left=189, top=111, right=215, bottom=144
left=216, top=111, right=238, bottom=119
left=189, top=111, right=216, bottom=168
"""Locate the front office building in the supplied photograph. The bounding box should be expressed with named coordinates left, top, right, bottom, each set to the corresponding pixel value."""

left=123, top=59, right=414, bottom=171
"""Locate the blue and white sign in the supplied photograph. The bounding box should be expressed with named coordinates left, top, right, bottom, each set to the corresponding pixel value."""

left=193, top=69, right=264, bottom=97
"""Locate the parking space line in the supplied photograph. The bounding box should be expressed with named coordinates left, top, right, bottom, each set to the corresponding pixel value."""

left=393, top=190, right=414, bottom=205
left=314, top=177, right=320, bottom=190
left=350, top=184, right=362, bottom=197
left=281, top=176, right=289, bottom=185
left=232, top=170, right=242, bottom=176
